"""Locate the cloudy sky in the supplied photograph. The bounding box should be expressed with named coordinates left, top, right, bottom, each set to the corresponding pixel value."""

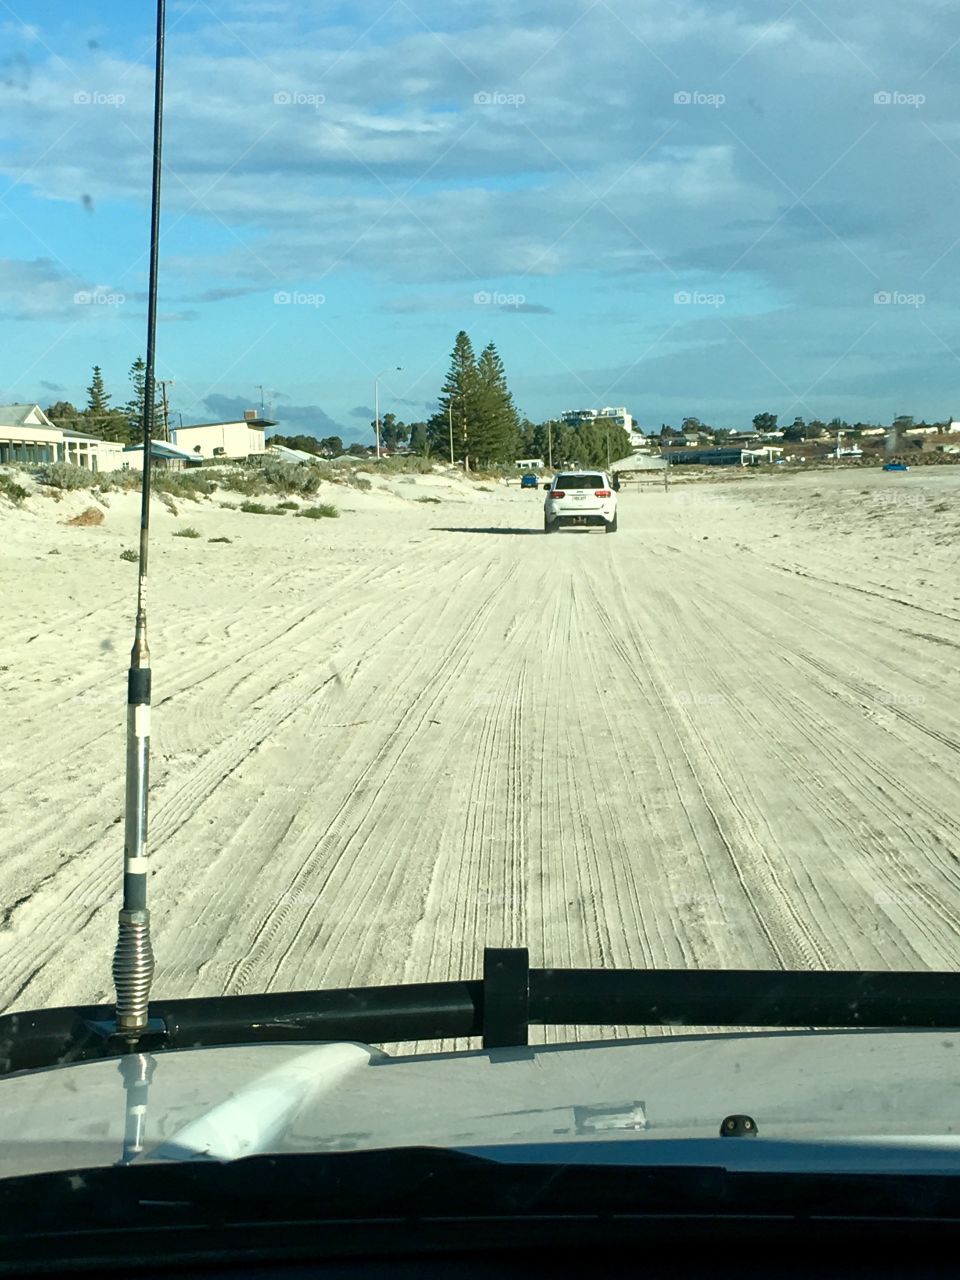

left=1, top=0, right=959, bottom=439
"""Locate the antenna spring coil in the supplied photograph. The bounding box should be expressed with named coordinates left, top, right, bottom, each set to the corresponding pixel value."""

left=113, top=910, right=156, bottom=1034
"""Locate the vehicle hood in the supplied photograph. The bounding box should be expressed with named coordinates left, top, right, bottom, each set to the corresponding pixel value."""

left=1, top=1027, right=960, bottom=1177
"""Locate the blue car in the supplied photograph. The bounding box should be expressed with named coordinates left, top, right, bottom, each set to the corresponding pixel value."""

left=520, top=473, right=540, bottom=488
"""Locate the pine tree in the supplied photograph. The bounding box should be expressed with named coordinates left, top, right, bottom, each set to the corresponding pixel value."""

left=86, top=365, right=110, bottom=415
left=474, top=343, right=520, bottom=464
left=430, top=331, right=481, bottom=466
left=124, top=356, right=147, bottom=442
left=80, top=365, right=129, bottom=442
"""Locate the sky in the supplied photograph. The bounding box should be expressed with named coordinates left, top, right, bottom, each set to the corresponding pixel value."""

left=1, top=0, right=960, bottom=441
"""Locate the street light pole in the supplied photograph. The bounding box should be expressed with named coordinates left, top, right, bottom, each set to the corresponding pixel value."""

left=547, top=420, right=553, bottom=469
left=448, top=402, right=454, bottom=464
left=374, top=366, right=402, bottom=460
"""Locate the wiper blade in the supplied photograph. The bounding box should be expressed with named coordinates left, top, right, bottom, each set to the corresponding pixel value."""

left=4, top=948, right=960, bottom=1074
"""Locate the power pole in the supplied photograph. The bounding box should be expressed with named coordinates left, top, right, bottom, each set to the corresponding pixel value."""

left=448, top=402, right=454, bottom=464
left=157, top=379, right=174, bottom=442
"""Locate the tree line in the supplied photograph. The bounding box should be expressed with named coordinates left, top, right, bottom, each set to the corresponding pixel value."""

left=45, top=360, right=164, bottom=445
left=371, top=330, right=632, bottom=469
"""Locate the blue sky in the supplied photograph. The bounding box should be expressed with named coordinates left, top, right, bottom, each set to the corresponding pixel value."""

left=2, top=0, right=960, bottom=441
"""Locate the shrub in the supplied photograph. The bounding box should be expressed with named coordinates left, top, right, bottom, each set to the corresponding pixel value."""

left=370, top=455, right=435, bottom=475
left=0, top=471, right=29, bottom=505
left=173, top=526, right=201, bottom=538
left=240, top=501, right=285, bottom=515
left=208, top=536, right=232, bottom=543
left=96, top=470, right=141, bottom=493
left=120, top=548, right=138, bottom=562
left=296, top=503, right=339, bottom=519
left=277, top=500, right=300, bottom=510
left=348, top=475, right=372, bottom=491
left=39, top=462, right=90, bottom=490
left=416, top=495, right=441, bottom=503
left=152, top=470, right=217, bottom=499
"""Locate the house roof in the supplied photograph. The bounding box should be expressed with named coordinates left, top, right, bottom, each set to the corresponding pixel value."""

left=123, top=440, right=194, bottom=460
left=268, top=444, right=318, bottom=463
left=0, top=403, right=54, bottom=428
left=174, top=418, right=273, bottom=431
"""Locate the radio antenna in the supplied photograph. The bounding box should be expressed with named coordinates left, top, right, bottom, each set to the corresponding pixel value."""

left=113, top=0, right=166, bottom=1042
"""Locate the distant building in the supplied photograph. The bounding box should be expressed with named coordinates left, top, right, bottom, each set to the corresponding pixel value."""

left=561, top=406, right=635, bottom=433
left=268, top=443, right=318, bottom=464
left=0, top=404, right=124, bottom=470
left=122, top=440, right=198, bottom=471
left=170, top=410, right=276, bottom=461
left=515, top=457, right=544, bottom=470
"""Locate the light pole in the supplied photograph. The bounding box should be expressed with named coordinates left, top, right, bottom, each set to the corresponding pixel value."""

left=448, top=401, right=454, bottom=464
left=374, top=366, right=402, bottom=459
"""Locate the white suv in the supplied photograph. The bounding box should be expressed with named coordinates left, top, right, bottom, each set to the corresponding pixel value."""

left=544, top=470, right=618, bottom=533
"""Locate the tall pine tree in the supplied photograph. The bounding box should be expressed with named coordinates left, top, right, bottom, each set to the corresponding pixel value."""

left=430, top=331, right=481, bottom=467
left=80, top=365, right=129, bottom=442
left=474, top=342, right=520, bottom=464
left=429, top=333, right=521, bottom=466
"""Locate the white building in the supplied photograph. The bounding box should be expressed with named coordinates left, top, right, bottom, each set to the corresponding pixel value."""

left=561, top=406, right=635, bottom=433
left=170, top=411, right=275, bottom=461
left=268, top=443, right=318, bottom=464
left=122, top=440, right=198, bottom=470
left=0, top=404, right=124, bottom=470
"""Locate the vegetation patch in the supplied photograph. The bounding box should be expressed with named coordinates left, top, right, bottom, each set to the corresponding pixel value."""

left=239, top=501, right=286, bottom=515
left=0, top=472, right=29, bottom=505
left=208, top=536, right=232, bottom=543
left=297, top=503, right=339, bottom=519
left=416, top=495, right=442, bottom=503
left=173, top=526, right=201, bottom=538
left=119, top=548, right=138, bottom=562
left=39, top=462, right=90, bottom=491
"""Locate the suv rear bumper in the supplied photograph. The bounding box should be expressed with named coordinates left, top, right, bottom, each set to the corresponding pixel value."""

left=548, top=512, right=613, bottom=528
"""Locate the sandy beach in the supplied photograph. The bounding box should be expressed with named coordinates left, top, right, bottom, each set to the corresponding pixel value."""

left=2, top=464, right=959, bottom=1047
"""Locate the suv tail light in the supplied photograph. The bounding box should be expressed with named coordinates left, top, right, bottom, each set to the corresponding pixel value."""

left=551, top=490, right=566, bottom=498
left=595, top=489, right=612, bottom=497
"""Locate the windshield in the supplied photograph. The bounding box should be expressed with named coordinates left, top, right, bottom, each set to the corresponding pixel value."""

left=1, top=0, right=960, bottom=1184
left=553, top=473, right=606, bottom=489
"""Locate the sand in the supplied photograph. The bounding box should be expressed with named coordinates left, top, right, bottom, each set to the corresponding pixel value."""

left=1, top=464, right=959, bottom=1047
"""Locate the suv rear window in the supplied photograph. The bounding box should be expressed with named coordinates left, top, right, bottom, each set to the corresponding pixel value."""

left=554, top=474, right=604, bottom=489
